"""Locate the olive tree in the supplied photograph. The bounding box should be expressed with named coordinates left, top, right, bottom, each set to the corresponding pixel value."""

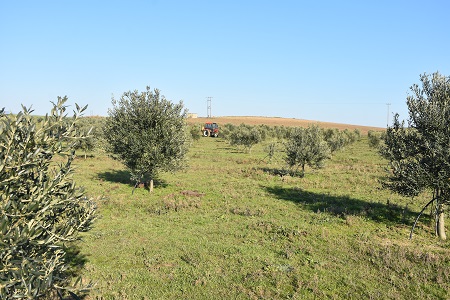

left=229, top=124, right=263, bottom=153
left=381, top=72, right=450, bottom=240
left=75, top=117, right=106, bottom=159
left=284, top=125, right=331, bottom=177
left=188, top=124, right=201, bottom=143
left=104, top=86, right=189, bottom=192
left=0, top=98, right=97, bottom=298
left=367, top=130, right=385, bottom=149
left=323, top=128, right=357, bottom=153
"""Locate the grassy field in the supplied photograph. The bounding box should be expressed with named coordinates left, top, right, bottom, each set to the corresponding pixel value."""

left=73, top=129, right=450, bottom=299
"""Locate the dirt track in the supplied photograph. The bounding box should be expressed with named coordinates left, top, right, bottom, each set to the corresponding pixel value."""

left=187, top=116, right=384, bottom=134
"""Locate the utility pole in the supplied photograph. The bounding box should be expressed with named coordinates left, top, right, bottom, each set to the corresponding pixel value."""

left=386, top=103, right=391, bottom=127
left=206, top=97, right=212, bottom=118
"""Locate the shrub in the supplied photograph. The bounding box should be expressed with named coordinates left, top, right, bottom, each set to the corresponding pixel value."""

left=104, top=86, right=189, bottom=191
left=368, top=130, right=385, bottom=148
left=0, top=98, right=97, bottom=298
left=381, top=72, right=450, bottom=240
left=229, top=124, right=263, bottom=153
left=284, top=125, right=331, bottom=177
left=189, top=124, right=201, bottom=143
left=75, top=117, right=107, bottom=158
left=323, top=128, right=346, bottom=153
left=322, top=128, right=359, bottom=153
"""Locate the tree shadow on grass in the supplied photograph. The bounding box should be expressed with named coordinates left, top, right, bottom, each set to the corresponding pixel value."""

left=264, top=185, right=417, bottom=226
left=64, top=244, right=89, bottom=278
left=259, top=167, right=303, bottom=177
left=98, top=170, right=131, bottom=185
left=59, top=243, right=92, bottom=299
left=217, top=147, right=241, bottom=153
left=97, top=170, right=168, bottom=188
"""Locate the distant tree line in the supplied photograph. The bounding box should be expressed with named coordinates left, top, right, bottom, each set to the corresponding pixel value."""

left=216, top=123, right=361, bottom=177
left=44, top=109, right=363, bottom=180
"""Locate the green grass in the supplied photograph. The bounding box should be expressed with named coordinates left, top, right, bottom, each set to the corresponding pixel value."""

left=73, top=136, right=450, bottom=299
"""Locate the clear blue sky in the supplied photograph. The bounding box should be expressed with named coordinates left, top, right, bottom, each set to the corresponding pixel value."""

left=1, top=1, right=449, bottom=127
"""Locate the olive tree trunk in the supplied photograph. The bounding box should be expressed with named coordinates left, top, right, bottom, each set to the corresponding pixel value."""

left=437, top=205, right=446, bottom=240
left=149, top=179, right=154, bottom=193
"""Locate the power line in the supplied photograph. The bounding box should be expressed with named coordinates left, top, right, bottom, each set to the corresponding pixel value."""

left=206, top=97, right=213, bottom=118
left=386, top=103, right=391, bottom=127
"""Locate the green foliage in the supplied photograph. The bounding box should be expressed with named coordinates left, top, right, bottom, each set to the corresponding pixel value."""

left=263, top=142, right=278, bottom=162
left=104, top=86, right=189, bottom=184
left=381, top=72, right=450, bottom=239
left=0, top=98, right=97, bottom=298
left=322, top=128, right=357, bottom=153
left=217, top=123, right=235, bottom=141
left=189, top=124, right=201, bottom=143
left=367, top=130, right=385, bottom=149
left=284, top=125, right=331, bottom=176
left=353, top=128, right=361, bottom=139
left=260, top=125, right=292, bottom=140
left=74, top=117, right=106, bottom=158
left=229, top=124, right=264, bottom=152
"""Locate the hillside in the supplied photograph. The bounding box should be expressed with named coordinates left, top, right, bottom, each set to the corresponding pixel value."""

left=187, top=116, right=384, bottom=134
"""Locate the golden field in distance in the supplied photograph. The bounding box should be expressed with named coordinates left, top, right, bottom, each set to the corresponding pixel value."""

left=187, top=116, right=384, bottom=134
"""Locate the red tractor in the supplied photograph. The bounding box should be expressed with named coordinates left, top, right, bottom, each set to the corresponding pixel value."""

left=202, top=122, right=219, bottom=137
